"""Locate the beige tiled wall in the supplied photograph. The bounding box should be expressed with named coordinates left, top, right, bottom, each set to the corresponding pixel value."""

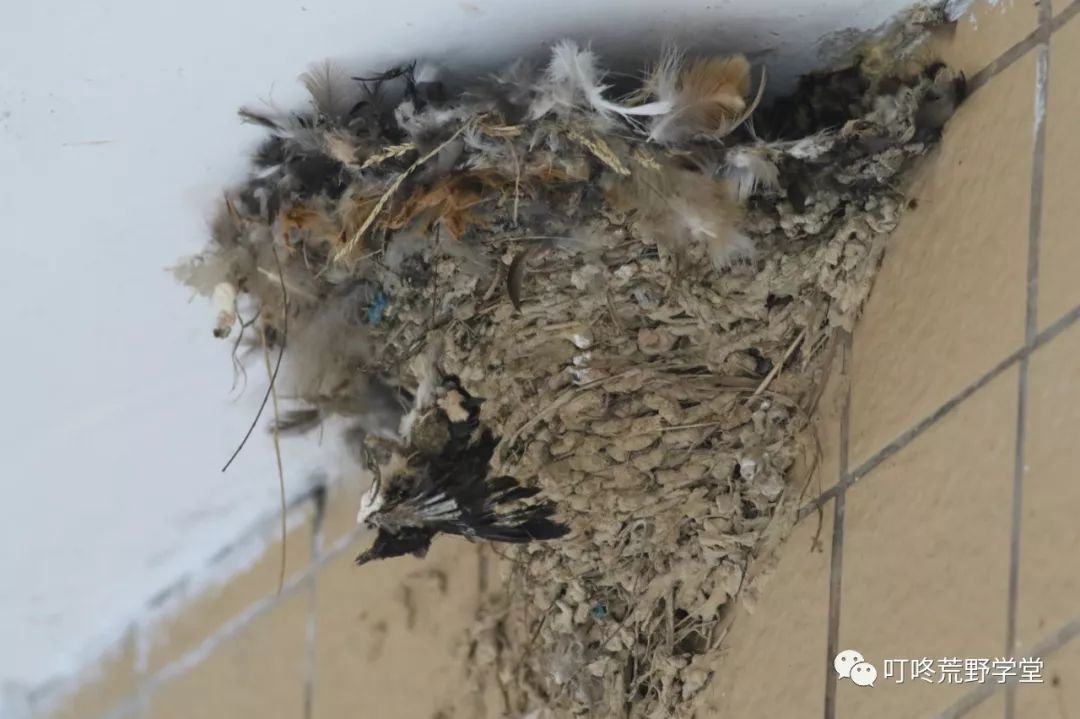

left=35, top=2, right=1080, bottom=718
left=847, top=50, right=1034, bottom=468
left=144, top=521, right=313, bottom=677
left=148, top=592, right=309, bottom=719
left=312, top=538, right=485, bottom=719
left=44, top=632, right=138, bottom=719
left=34, top=491, right=494, bottom=719
left=1019, top=323, right=1080, bottom=646
left=1038, top=15, right=1080, bottom=331
left=703, top=1, right=1080, bottom=717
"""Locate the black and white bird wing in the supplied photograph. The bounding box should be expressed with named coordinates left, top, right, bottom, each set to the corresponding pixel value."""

left=371, top=465, right=568, bottom=542
left=430, top=472, right=570, bottom=544
left=354, top=453, right=569, bottom=564
left=354, top=376, right=568, bottom=565
left=353, top=471, right=446, bottom=565
left=424, top=425, right=569, bottom=542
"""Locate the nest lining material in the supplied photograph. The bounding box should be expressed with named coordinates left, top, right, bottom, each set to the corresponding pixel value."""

left=174, top=3, right=962, bottom=716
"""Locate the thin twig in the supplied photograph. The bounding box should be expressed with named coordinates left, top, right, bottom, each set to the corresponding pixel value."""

left=257, top=267, right=317, bottom=300
left=659, top=420, right=726, bottom=433
left=431, top=224, right=441, bottom=326
left=229, top=304, right=260, bottom=397
left=748, top=328, right=806, bottom=401
left=481, top=264, right=503, bottom=302
left=492, top=235, right=575, bottom=244
left=349, top=248, right=385, bottom=264
left=507, top=139, right=521, bottom=225
left=221, top=247, right=289, bottom=472
left=266, top=245, right=292, bottom=593
left=335, top=122, right=470, bottom=263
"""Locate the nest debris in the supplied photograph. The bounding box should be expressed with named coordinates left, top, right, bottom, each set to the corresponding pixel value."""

left=174, top=4, right=964, bottom=717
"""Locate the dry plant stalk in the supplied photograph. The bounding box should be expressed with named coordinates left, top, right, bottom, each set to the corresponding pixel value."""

left=261, top=319, right=288, bottom=594
left=335, top=123, right=473, bottom=263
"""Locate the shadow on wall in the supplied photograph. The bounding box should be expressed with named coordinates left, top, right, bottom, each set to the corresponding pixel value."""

left=320, top=0, right=914, bottom=98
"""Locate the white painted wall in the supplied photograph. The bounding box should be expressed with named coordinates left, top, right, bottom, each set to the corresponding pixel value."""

left=0, top=0, right=911, bottom=709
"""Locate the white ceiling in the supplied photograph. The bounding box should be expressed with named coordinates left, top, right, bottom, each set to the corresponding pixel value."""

left=0, top=0, right=912, bottom=708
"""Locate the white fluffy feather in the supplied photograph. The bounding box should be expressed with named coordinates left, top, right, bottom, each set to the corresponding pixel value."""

left=783, top=132, right=836, bottom=160
left=283, top=303, right=375, bottom=397
left=397, top=346, right=440, bottom=441
left=712, top=230, right=755, bottom=269
left=646, top=44, right=683, bottom=109
left=357, top=482, right=384, bottom=524
left=395, top=100, right=470, bottom=141
left=725, top=148, right=779, bottom=203
left=238, top=105, right=322, bottom=152
left=530, top=41, right=671, bottom=122
left=300, top=61, right=360, bottom=121
left=633, top=168, right=754, bottom=271
left=414, top=61, right=442, bottom=85
left=643, top=50, right=759, bottom=145
left=490, top=58, right=538, bottom=110
left=170, top=253, right=227, bottom=297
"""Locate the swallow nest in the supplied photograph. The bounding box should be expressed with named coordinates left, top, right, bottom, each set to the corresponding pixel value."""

left=175, top=4, right=958, bottom=717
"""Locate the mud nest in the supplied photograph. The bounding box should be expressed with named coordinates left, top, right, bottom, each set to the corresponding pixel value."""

left=174, top=4, right=963, bottom=716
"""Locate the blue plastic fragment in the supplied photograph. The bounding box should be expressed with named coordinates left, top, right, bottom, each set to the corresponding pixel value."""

left=591, top=602, right=609, bottom=620
left=367, top=290, right=389, bottom=325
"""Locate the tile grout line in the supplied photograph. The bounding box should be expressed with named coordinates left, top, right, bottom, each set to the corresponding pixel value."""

left=796, top=299, right=1080, bottom=523
left=145, top=484, right=326, bottom=615
left=1032, top=0, right=1053, bottom=320
left=823, top=494, right=846, bottom=719
left=965, top=0, right=1069, bottom=98
left=795, top=341, right=1021, bottom=519
left=967, top=26, right=1041, bottom=96
left=1052, top=0, right=1080, bottom=32
left=1003, top=5, right=1051, bottom=716
left=822, top=333, right=852, bottom=719
left=97, top=519, right=367, bottom=719
left=75, top=493, right=327, bottom=719
left=1004, top=355, right=1030, bottom=719
left=932, top=615, right=1080, bottom=719
left=792, top=0, right=1080, bottom=523
left=62, top=482, right=333, bottom=719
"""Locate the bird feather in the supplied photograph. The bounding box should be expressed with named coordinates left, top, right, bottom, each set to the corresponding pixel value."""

left=300, top=61, right=361, bottom=121
left=647, top=54, right=753, bottom=144
left=724, top=147, right=780, bottom=203
left=530, top=40, right=671, bottom=123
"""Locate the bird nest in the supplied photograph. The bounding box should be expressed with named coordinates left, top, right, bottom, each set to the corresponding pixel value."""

left=174, top=4, right=963, bottom=716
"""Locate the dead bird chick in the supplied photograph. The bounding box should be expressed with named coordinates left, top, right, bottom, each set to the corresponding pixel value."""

left=354, top=376, right=569, bottom=565
left=405, top=374, right=486, bottom=456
